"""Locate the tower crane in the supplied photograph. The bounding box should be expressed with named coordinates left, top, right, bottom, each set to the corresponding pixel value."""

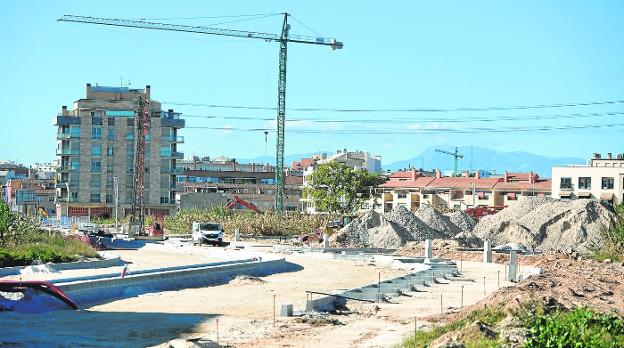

left=58, top=14, right=343, bottom=213
left=435, top=147, right=464, bottom=176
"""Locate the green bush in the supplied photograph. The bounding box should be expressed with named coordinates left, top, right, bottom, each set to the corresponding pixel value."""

left=524, top=308, right=624, bottom=348
left=0, top=201, right=97, bottom=267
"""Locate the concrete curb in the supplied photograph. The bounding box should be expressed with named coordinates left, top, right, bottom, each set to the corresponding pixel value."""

left=0, top=254, right=124, bottom=278
left=57, top=258, right=292, bottom=305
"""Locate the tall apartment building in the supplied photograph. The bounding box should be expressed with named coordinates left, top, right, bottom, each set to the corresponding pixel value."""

left=54, top=83, right=185, bottom=217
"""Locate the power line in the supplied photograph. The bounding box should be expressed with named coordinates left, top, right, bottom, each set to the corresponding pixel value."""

left=186, top=122, right=624, bottom=134
left=182, top=110, right=624, bottom=124
left=164, top=99, right=624, bottom=113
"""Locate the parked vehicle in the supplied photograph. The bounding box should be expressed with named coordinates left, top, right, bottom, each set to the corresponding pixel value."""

left=191, top=222, right=224, bottom=246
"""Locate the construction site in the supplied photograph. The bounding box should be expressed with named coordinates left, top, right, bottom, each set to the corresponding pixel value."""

left=3, top=4, right=624, bottom=348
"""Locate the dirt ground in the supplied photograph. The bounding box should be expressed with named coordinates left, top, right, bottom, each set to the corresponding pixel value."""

left=1, top=242, right=553, bottom=347
left=2, top=247, right=223, bottom=282
left=4, top=236, right=621, bottom=348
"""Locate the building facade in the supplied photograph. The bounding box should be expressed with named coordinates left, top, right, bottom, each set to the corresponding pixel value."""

left=54, top=83, right=184, bottom=217
left=552, top=153, right=624, bottom=205
left=374, top=169, right=551, bottom=213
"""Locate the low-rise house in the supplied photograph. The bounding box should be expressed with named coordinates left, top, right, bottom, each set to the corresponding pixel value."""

left=552, top=152, right=624, bottom=205
left=375, top=169, right=551, bottom=212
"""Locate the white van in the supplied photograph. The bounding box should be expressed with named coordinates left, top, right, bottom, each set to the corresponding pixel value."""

left=191, top=222, right=224, bottom=246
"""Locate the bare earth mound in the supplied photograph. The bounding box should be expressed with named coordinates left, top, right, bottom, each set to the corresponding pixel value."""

left=330, top=210, right=413, bottom=249
left=473, top=197, right=618, bottom=252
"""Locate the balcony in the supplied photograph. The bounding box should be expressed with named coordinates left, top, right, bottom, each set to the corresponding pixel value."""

left=54, top=116, right=81, bottom=126
left=161, top=113, right=185, bottom=128
left=161, top=167, right=184, bottom=174
left=161, top=135, right=185, bottom=143
left=56, top=149, right=80, bottom=156
left=57, top=132, right=80, bottom=140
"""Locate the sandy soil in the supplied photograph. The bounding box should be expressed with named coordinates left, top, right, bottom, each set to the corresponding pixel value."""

left=1, top=243, right=535, bottom=347
left=2, top=246, right=222, bottom=282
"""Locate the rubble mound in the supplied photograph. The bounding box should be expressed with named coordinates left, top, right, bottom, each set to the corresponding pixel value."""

left=414, top=205, right=461, bottom=237
left=384, top=205, right=445, bottom=240
left=330, top=210, right=413, bottom=249
left=446, top=211, right=477, bottom=235
left=473, top=197, right=618, bottom=252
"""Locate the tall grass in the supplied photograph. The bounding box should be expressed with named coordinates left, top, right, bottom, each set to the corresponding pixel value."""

left=164, top=208, right=335, bottom=237
left=0, top=201, right=96, bottom=267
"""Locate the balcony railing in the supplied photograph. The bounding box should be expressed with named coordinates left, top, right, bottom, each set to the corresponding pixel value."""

left=57, top=132, right=80, bottom=140
left=161, top=135, right=185, bottom=143
left=56, top=149, right=80, bottom=156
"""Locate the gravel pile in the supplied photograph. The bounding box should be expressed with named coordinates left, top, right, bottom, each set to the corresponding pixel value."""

left=330, top=210, right=413, bottom=249
left=446, top=211, right=477, bottom=234
left=414, top=205, right=461, bottom=237
left=384, top=205, right=444, bottom=240
left=473, top=197, right=618, bottom=252
left=331, top=205, right=463, bottom=248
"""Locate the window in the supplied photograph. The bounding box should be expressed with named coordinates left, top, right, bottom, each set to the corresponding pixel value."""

left=90, top=194, right=100, bottom=203
left=127, top=128, right=134, bottom=141
left=397, top=192, right=407, bottom=199
left=107, top=161, right=113, bottom=172
left=70, top=192, right=78, bottom=199
left=70, top=161, right=80, bottom=170
left=108, top=128, right=114, bottom=141
left=602, top=177, right=614, bottom=190
left=92, top=127, right=102, bottom=139
left=127, top=147, right=134, bottom=157
left=560, top=177, right=572, bottom=189
left=160, top=196, right=170, bottom=204
left=578, top=177, right=591, bottom=190
left=90, top=174, right=101, bottom=188
left=107, top=147, right=114, bottom=156
left=106, top=194, right=113, bottom=203
left=91, top=161, right=101, bottom=172
left=160, top=146, right=171, bottom=157
left=91, top=145, right=101, bottom=156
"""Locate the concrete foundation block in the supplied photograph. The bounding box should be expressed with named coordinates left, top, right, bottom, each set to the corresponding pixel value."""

left=280, top=304, right=293, bottom=317
left=234, top=229, right=241, bottom=242
left=483, top=240, right=492, bottom=263
left=424, top=239, right=433, bottom=260
left=508, top=250, right=518, bottom=282
left=323, top=233, right=329, bottom=248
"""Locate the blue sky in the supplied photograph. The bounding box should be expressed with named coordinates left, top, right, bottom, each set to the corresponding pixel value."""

left=1, top=1, right=623, bottom=165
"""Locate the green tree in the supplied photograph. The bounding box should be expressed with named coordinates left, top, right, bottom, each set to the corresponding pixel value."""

left=0, top=200, right=14, bottom=245
left=303, top=162, right=383, bottom=215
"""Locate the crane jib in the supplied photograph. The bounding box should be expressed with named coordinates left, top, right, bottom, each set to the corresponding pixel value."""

left=58, top=15, right=342, bottom=48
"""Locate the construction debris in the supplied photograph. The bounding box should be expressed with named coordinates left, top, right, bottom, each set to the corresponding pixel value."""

left=473, top=197, right=618, bottom=252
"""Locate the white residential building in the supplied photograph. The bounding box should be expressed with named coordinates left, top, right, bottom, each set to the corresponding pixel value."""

left=551, top=153, right=624, bottom=205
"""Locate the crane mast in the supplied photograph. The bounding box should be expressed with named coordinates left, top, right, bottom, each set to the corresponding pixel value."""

left=58, top=13, right=343, bottom=213
left=435, top=146, right=464, bottom=176
left=129, top=95, right=150, bottom=236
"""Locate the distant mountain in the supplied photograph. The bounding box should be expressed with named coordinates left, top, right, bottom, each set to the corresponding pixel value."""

left=384, top=146, right=585, bottom=177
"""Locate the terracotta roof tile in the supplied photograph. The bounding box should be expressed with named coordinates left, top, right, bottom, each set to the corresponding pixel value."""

left=425, top=177, right=501, bottom=189
left=381, top=177, right=435, bottom=188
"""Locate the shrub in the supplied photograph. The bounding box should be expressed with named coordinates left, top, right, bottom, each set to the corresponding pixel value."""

left=523, top=308, right=624, bottom=348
